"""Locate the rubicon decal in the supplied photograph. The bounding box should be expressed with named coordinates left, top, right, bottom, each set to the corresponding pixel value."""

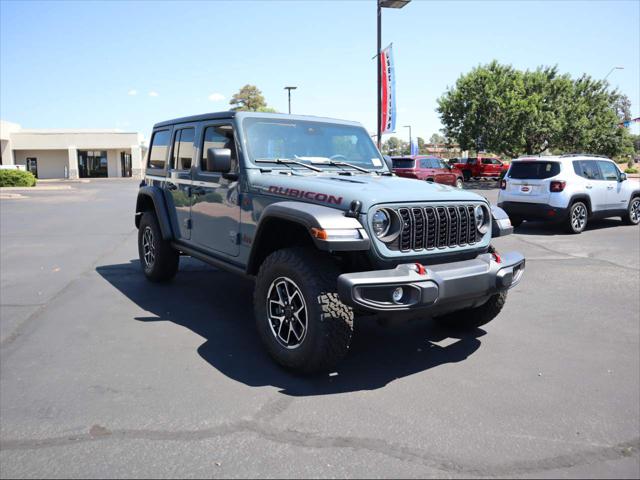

left=268, top=186, right=343, bottom=205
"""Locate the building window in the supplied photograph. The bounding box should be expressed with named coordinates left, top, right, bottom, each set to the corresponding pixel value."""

left=121, top=152, right=132, bottom=177
left=78, top=151, right=108, bottom=178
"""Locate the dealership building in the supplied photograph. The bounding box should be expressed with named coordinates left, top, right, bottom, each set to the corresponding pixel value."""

left=0, top=120, right=145, bottom=179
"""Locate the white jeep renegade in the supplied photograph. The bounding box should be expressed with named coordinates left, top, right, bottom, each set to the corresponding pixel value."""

left=498, top=154, right=640, bottom=234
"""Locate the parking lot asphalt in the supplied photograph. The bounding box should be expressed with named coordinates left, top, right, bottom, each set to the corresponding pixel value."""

left=1, top=179, right=639, bottom=478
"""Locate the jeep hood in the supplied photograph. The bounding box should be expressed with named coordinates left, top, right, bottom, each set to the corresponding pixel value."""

left=248, top=170, right=487, bottom=212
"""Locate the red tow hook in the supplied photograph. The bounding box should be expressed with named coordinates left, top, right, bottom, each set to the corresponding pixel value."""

left=490, top=246, right=502, bottom=264
left=414, top=263, right=427, bottom=275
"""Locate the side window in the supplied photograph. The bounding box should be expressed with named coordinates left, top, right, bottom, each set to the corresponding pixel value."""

left=148, top=130, right=171, bottom=170
left=598, top=161, right=619, bottom=181
left=420, top=159, right=430, bottom=169
left=171, top=128, right=195, bottom=171
left=482, top=159, right=492, bottom=165
left=579, top=160, right=603, bottom=180
left=201, top=124, right=237, bottom=171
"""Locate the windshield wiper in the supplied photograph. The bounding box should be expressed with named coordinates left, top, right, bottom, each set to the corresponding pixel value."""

left=255, top=158, right=322, bottom=172
left=298, top=156, right=375, bottom=174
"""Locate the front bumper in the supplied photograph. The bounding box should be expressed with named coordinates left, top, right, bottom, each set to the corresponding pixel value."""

left=337, top=252, right=525, bottom=313
left=498, top=201, right=568, bottom=222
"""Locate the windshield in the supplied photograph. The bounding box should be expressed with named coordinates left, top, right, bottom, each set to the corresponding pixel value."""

left=509, top=161, right=560, bottom=179
left=392, top=158, right=415, bottom=169
left=243, top=117, right=386, bottom=170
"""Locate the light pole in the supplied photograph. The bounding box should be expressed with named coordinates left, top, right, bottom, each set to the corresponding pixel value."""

left=376, top=0, right=411, bottom=149
left=604, top=66, right=624, bottom=81
left=403, top=125, right=411, bottom=155
left=284, top=86, right=297, bottom=114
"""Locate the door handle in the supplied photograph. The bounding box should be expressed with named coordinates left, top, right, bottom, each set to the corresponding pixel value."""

left=586, top=185, right=593, bottom=189
left=607, top=186, right=614, bottom=190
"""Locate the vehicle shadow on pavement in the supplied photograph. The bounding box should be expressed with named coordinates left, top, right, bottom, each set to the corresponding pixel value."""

left=514, top=218, right=625, bottom=236
left=96, top=259, right=485, bottom=396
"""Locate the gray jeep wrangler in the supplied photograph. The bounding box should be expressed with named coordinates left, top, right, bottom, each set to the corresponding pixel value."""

left=135, top=112, right=525, bottom=373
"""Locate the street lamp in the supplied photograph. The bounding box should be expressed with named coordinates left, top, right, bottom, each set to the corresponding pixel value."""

left=284, top=86, right=297, bottom=114
left=403, top=125, right=411, bottom=155
left=604, top=66, right=624, bottom=81
left=377, top=0, right=411, bottom=149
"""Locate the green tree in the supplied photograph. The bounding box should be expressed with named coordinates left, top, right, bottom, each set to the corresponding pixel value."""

left=437, top=61, right=630, bottom=158
left=229, top=85, right=268, bottom=111
left=382, top=137, right=407, bottom=155
left=429, top=133, right=446, bottom=144
left=417, top=137, right=426, bottom=154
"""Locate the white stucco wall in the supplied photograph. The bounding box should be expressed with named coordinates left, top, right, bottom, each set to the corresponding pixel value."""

left=10, top=131, right=141, bottom=150
left=14, top=150, right=69, bottom=179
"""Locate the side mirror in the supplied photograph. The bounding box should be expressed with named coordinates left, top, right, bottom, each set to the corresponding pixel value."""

left=619, top=172, right=627, bottom=182
left=383, top=155, right=393, bottom=171
left=205, top=148, right=232, bottom=173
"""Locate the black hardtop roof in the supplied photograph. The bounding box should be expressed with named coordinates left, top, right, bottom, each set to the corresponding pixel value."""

left=152, top=111, right=364, bottom=130
left=153, top=111, right=236, bottom=129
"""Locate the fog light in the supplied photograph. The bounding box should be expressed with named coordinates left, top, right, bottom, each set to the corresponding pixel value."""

left=392, top=287, right=404, bottom=303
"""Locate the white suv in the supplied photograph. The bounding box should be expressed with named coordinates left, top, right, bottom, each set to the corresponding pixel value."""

left=497, top=155, right=640, bottom=234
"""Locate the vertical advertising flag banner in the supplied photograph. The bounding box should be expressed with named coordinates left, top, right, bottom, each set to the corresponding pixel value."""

left=380, top=44, right=396, bottom=134
left=410, top=138, right=419, bottom=156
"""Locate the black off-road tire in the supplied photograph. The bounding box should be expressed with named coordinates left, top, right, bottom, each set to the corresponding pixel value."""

left=254, top=247, right=354, bottom=373
left=435, top=291, right=507, bottom=330
left=622, top=196, right=640, bottom=225
left=138, top=211, right=179, bottom=282
left=565, top=201, right=588, bottom=234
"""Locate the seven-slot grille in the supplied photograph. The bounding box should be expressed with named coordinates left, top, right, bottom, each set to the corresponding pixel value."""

left=394, top=205, right=480, bottom=251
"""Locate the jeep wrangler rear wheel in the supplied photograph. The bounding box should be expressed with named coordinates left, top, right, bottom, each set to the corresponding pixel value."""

left=254, top=247, right=354, bottom=373
left=138, top=212, right=179, bottom=282
left=435, top=291, right=507, bottom=330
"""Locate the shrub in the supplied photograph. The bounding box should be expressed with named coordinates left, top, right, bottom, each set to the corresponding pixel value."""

left=624, top=167, right=638, bottom=174
left=0, top=169, right=37, bottom=187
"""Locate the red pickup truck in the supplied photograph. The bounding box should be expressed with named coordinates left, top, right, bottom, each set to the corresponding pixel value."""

left=452, top=157, right=509, bottom=181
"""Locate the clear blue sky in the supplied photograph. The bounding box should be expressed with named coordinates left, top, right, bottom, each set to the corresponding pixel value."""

left=1, top=0, right=639, bottom=143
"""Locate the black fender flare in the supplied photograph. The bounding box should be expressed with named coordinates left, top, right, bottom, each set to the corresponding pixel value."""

left=247, top=201, right=370, bottom=272
left=490, top=205, right=513, bottom=237
left=135, top=186, right=173, bottom=240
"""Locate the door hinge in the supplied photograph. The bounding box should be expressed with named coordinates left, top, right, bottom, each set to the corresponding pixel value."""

left=183, top=218, right=192, bottom=230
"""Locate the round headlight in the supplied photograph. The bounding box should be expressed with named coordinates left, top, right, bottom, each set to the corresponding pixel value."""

left=372, top=209, right=391, bottom=238
left=474, top=205, right=489, bottom=234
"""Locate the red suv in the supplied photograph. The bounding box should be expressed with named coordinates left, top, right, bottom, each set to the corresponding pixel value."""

left=391, top=156, right=464, bottom=188
left=451, top=157, right=509, bottom=181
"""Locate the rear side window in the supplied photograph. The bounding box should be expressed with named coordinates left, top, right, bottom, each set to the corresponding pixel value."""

left=148, top=130, right=171, bottom=169
left=597, top=161, right=619, bottom=181
left=171, top=128, right=195, bottom=170
left=508, top=161, right=560, bottom=179
left=573, top=160, right=603, bottom=180
left=392, top=158, right=415, bottom=169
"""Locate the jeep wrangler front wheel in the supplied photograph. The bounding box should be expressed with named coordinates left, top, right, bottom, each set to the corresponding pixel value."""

left=254, top=247, right=354, bottom=373
left=138, top=211, right=179, bottom=282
